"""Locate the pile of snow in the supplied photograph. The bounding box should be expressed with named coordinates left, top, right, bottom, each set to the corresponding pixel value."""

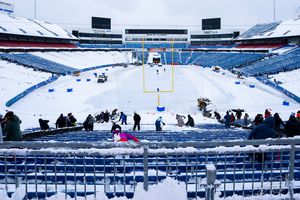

left=270, top=68, right=300, bottom=97
left=31, top=51, right=133, bottom=69
left=46, top=177, right=186, bottom=200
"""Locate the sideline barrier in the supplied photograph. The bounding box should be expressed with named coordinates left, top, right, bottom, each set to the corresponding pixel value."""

left=256, top=76, right=300, bottom=103
left=5, top=76, right=59, bottom=107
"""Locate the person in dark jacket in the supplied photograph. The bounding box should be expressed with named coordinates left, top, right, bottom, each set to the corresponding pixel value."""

left=4, top=111, right=22, bottom=141
left=56, top=114, right=66, bottom=128
left=274, top=113, right=285, bottom=137
left=83, top=114, right=95, bottom=131
left=103, top=111, right=110, bottom=123
left=155, top=117, right=165, bottom=131
left=248, top=116, right=276, bottom=162
left=119, top=112, right=127, bottom=125
left=224, top=111, right=231, bottom=129
left=214, top=111, right=221, bottom=122
left=67, top=113, right=77, bottom=127
left=39, top=118, right=50, bottom=131
left=111, top=121, right=122, bottom=133
left=0, top=114, right=7, bottom=142
left=253, top=114, right=264, bottom=126
left=248, top=116, right=276, bottom=140
left=133, top=112, right=141, bottom=131
left=297, top=110, right=300, bottom=122
left=264, top=109, right=271, bottom=119
left=185, top=114, right=195, bottom=127
left=235, top=109, right=243, bottom=120
left=285, top=115, right=300, bottom=138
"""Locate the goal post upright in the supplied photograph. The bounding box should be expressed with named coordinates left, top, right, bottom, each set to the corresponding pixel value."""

left=171, top=38, right=175, bottom=93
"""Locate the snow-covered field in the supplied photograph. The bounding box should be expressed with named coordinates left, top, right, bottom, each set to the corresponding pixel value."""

left=31, top=51, right=133, bottom=69
left=270, top=68, right=300, bottom=97
left=1, top=62, right=299, bottom=130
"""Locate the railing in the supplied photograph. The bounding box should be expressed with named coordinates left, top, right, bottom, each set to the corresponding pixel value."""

left=5, top=75, right=59, bottom=107
left=0, top=138, right=299, bottom=199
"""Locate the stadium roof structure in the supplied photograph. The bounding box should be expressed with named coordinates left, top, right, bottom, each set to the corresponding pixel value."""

left=236, top=18, right=300, bottom=41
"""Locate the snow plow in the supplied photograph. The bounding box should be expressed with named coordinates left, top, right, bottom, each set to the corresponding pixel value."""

left=97, top=74, right=108, bottom=83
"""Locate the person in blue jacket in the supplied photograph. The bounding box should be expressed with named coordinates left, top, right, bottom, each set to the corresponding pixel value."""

left=119, top=112, right=127, bottom=125
left=155, top=116, right=165, bottom=131
left=248, top=116, right=276, bottom=162
left=248, top=116, right=276, bottom=140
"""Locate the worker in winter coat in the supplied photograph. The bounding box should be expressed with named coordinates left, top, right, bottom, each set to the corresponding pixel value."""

left=83, top=114, right=95, bottom=131
left=224, top=112, right=231, bottom=129
left=155, top=117, right=165, bottom=131
left=133, top=112, right=141, bottom=131
left=39, top=118, right=50, bottom=131
left=185, top=115, right=195, bottom=127
left=119, top=112, right=127, bottom=125
left=4, top=111, right=22, bottom=141
left=176, top=114, right=185, bottom=127
left=56, top=114, right=66, bottom=128
left=0, top=114, right=7, bottom=143
left=285, top=114, right=300, bottom=138
left=248, top=116, right=276, bottom=140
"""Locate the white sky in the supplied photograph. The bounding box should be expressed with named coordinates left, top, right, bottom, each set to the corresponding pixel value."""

left=10, top=0, right=300, bottom=31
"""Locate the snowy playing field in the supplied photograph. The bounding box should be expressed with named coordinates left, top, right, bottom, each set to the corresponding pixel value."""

left=3, top=64, right=298, bottom=130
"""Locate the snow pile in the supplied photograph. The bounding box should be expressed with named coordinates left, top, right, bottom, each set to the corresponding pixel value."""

left=271, top=68, right=300, bottom=97
left=46, top=177, right=186, bottom=200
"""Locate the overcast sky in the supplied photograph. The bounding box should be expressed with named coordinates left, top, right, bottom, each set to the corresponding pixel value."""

left=10, top=0, right=300, bottom=31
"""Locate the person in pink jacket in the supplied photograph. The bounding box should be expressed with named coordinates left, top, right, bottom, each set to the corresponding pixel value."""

left=113, top=130, right=139, bottom=143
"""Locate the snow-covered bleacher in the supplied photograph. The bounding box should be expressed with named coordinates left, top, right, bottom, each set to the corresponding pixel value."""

left=0, top=12, right=76, bottom=40
left=240, top=48, right=300, bottom=75
left=236, top=22, right=281, bottom=41
left=0, top=53, right=76, bottom=74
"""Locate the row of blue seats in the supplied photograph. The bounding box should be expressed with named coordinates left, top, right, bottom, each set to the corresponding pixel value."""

left=240, top=48, right=300, bottom=75
left=0, top=53, right=76, bottom=74
left=136, top=51, right=267, bottom=68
